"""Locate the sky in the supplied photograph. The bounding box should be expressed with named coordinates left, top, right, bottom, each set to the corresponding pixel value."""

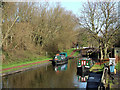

left=60, top=2, right=83, bottom=15
left=3, top=0, right=120, bottom=16
left=3, top=0, right=85, bottom=15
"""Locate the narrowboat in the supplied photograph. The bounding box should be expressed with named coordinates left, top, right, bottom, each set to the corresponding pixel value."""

left=52, top=52, right=68, bottom=65
left=77, top=57, right=94, bottom=72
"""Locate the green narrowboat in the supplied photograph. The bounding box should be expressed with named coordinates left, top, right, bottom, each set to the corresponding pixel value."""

left=52, top=52, right=68, bottom=65
left=77, top=57, right=94, bottom=71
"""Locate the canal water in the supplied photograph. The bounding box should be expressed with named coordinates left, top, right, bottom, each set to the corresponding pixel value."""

left=2, top=59, right=88, bottom=88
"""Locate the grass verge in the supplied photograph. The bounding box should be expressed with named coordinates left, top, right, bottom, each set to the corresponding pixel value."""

left=72, top=51, right=79, bottom=56
left=2, top=57, right=52, bottom=69
left=90, top=63, right=104, bottom=72
left=1, top=61, right=49, bottom=74
left=65, top=48, right=75, bottom=56
left=115, top=62, right=120, bottom=70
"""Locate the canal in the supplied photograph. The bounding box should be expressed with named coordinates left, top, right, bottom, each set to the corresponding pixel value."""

left=2, top=59, right=88, bottom=88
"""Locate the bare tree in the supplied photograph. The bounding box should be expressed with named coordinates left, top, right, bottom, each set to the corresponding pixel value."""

left=78, top=1, right=119, bottom=59
left=2, top=2, right=78, bottom=63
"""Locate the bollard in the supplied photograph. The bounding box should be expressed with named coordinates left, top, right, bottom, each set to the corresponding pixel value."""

left=110, top=65, right=115, bottom=74
left=114, top=69, right=116, bottom=75
left=109, top=58, right=116, bottom=74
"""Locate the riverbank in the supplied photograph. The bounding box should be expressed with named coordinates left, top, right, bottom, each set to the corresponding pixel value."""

left=1, top=48, right=79, bottom=76
left=110, top=62, right=120, bottom=89
left=2, top=61, right=51, bottom=77
left=1, top=59, right=51, bottom=76
left=89, top=63, right=104, bottom=72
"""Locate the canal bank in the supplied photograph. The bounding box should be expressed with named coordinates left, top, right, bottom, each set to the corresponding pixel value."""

left=107, top=62, right=120, bottom=89
left=110, top=70, right=120, bottom=88
left=1, top=61, right=51, bottom=77
left=89, top=61, right=120, bottom=89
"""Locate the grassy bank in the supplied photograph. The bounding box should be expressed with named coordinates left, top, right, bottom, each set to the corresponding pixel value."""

left=2, top=56, right=52, bottom=69
left=115, top=62, right=120, bottom=70
left=2, top=61, right=49, bottom=73
left=2, top=56, right=52, bottom=74
left=64, top=48, right=79, bottom=56
left=72, top=51, right=79, bottom=56
left=64, top=48, right=75, bottom=56
left=2, top=50, right=52, bottom=73
left=90, top=63, right=104, bottom=72
left=103, top=62, right=120, bottom=89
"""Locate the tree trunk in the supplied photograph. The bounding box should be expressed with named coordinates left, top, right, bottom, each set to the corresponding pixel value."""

left=10, top=36, right=13, bottom=44
left=100, top=48, right=104, bottom=60
left=100, top=42, right=103, bottom=60
left=104, top=43, right=108, bottom=59
left=5, top=40, right=8, bottom=50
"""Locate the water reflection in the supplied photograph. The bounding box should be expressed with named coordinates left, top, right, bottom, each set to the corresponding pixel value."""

left=73, top=69, right=89, bottom=89
left=2, top=65, right=53, bottom=88
left=0, top=77, right=2, bottom=89
left=77, top=71, right=89, bottom=83
left=54, top=63, right=68, bottom=72
left=2, top=59, right=78, bottom=88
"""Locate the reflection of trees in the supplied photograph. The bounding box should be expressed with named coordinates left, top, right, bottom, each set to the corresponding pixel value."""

left=3, top=66, right=46, bottom=88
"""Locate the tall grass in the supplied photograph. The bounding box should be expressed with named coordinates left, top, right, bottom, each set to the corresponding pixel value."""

left=116, top=62, right=120, bottom=70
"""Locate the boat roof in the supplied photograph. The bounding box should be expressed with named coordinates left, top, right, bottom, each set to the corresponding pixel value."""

left=59, top=52, right=67, bottom=54
left=79, top=57, right=92, bottom=60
